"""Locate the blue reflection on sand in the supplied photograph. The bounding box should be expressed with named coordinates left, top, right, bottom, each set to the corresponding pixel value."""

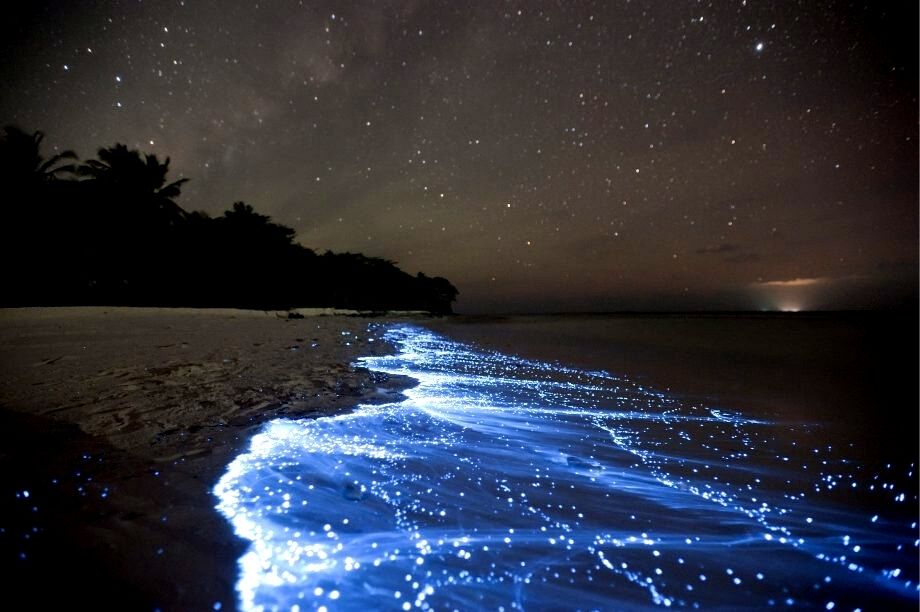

left=214, top=325, right=918, bottom=610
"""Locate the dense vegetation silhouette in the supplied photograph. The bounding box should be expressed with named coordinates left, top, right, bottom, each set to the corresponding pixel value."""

left=0, top=126, right=458, bottom=313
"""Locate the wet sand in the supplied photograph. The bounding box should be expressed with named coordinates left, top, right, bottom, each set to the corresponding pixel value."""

left=0, top=307, right=416, bottom=610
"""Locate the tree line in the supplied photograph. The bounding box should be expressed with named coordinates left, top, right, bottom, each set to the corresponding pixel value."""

left=0, top=126, right=458, bottom=313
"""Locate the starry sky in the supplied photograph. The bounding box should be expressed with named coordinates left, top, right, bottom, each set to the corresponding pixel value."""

left=2, top=1, right=916, bottom=313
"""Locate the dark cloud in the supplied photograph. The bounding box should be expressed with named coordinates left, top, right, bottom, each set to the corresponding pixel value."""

left=724, top=253, right=761, bottom=264
left=695, top=244, right=739, bottom=255
left=695, top=244, right=759, bottom=265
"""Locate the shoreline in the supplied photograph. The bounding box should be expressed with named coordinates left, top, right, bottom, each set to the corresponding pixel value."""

left=0, top=307, right=417, bottom=610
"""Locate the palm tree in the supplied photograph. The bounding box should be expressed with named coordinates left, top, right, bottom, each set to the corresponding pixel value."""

left=0, top=125, right=77, bottom=186
left=221, top=201, right=296, bottom=245
left=0, top=127, right=79, bottom=303
left=0, top=125, right=78, bottom=234
left=79, top=143, right=189, bottom=227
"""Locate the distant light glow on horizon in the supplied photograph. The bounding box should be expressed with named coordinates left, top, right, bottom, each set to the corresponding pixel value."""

left=752, top=277, right=832, bottom=311
left=758, top=277, right=827, bottom=288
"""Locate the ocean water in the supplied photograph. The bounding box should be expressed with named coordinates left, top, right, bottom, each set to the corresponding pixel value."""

left=214, top=323, right=918, bottom=611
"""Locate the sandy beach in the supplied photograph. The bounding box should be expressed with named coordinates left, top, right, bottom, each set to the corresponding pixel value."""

left=0, top=307, right=416, bottom=610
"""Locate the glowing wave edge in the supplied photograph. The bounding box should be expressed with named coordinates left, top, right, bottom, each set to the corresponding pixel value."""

left=214, top=325, right=918, bottom=611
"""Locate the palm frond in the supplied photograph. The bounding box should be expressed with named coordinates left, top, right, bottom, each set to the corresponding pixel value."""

left=39, top=150, right=78, bottom=174
left=158, top=177, right=189, bottom=199
left=49, top=163, right=79, bottom=176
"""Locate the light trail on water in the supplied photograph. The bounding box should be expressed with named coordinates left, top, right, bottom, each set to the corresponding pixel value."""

left=214, top=325, right=918, bottom=610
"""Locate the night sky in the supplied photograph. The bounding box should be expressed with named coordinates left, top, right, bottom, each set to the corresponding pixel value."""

left=2, top=1, right=916, bottom=313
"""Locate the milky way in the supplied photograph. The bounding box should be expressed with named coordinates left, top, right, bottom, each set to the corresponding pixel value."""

left=2, top=2, right=916, bottom=311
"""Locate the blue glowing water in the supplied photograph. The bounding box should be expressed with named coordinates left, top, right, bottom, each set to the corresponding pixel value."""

left=214, top=325, right=918, bottom=611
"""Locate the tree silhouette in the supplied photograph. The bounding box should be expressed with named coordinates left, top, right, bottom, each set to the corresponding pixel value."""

left=2, top=126, right=459, bottom=312
left=0, top=126, right=77, bottom=188
left=415, top=273, right=460, bottom=314
left=220, top=201, right=296, bottom=247
left=0, top=127, right=80, bottom=305
left=78, top=144, right=188, bottom=228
